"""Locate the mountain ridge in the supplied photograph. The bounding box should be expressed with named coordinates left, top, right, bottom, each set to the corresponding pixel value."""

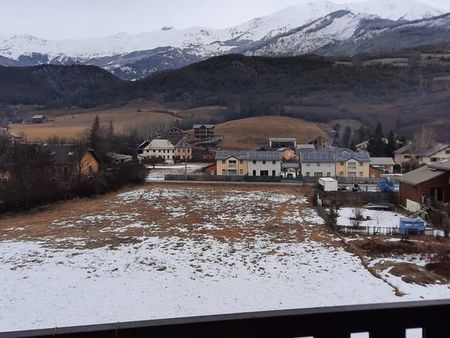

left=0, top=0, right=447, bottom=79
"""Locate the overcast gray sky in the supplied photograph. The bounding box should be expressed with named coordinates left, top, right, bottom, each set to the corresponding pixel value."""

left=1, top=0, right=449, bottom=40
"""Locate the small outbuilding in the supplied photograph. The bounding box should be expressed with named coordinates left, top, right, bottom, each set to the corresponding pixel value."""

left=319, top=177, right=338, bottom=192
left=31, top=115, right=47, bottom=124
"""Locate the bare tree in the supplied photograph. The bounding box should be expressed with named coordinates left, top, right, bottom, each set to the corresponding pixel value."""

left=412, top=127, right=436, bottom=154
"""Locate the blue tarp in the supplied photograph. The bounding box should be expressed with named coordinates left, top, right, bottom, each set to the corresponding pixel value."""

left=399, top=217, right=425, bottom=235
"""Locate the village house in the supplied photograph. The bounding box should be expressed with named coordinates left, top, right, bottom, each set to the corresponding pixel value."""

left=399, top=160, right=450, bottom=210
left=174, top=138, right=192, bottom=161
left=31, top=115, right=47, bottom=124
left=296, top=144, right=316, bottom=151
left=44, top=144, right=100, bottom=180
left=394, top=143, right=450, bottom=168
left=106, top=152, right=133, bottom=164
left=308, top=136, right=330, bottom=149
left=299, top=148, right=336, bottom=178
left=163, top=127, right=186, bottom=138
left=336, top=150, right=370, bottom=178
left=193, top=124, right=215, bottom=140
left=268, top=138, right=297, bottom=149
left=0, top=127, right=22, bottom=143
left=369, top=157, right=396, bottom=177
left=138, top=139, right=175, bottom=161
left=215, top=150, right=282, bottom=176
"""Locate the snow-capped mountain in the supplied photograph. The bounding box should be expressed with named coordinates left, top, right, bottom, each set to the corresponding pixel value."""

left=0, top=0, right=446, bottom=79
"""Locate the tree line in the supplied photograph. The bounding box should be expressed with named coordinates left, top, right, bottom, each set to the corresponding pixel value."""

left=0, top=117, right=147, bottom=213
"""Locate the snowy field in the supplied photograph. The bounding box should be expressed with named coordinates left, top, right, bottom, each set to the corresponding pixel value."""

left=0, top=185, right=448, bottom=332
left=145, top=163, right=209, bottom=181
left=338, top=208, right=403, bottom=228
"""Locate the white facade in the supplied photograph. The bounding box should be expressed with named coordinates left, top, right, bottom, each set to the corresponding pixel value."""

left=301, top=162, right=336, bottom=178
left=140, top=139, right=175, bottom=160
left=248, top=160, right=281, bottom=177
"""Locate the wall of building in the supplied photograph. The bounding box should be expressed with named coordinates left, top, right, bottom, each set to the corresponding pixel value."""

left=399, top=173, right=450, bottom=206
left=336, top=160, right=369, bottom=178
left=248, top=160, right=281, bottom=177
left=216, top=157, right=248, bottom=176
left=422, top=148, right=450, bottom=165
left=141, top=147, right=175, bottom=160
left=301, top=162, right=335, bottom=177
left=80, top=152, right=99, bottom=176
left=175, top=147, right=192, bottom=160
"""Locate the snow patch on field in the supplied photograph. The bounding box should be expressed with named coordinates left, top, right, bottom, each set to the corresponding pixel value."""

left=338, top=208, right=403, bottom=228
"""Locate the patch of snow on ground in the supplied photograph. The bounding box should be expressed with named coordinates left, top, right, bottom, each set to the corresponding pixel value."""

left=338, top=208, right=403, bottom=228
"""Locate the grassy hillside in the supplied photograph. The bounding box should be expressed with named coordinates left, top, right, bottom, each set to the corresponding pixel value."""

left=215, top=116, right=327, bottom=149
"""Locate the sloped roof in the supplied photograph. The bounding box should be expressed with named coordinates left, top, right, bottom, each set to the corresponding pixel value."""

left=175, top=137, right=192, bottom=148
left=148, top=139, right=175, bottom=149
left=428, top=159, right=450, bottom=171
left=216, top=150, right=281, bottom=161
left=394, top=143, right=412, bottom=154
left=300, top=149, right=336, bottom=163
left=399, top=165, right=446, bottom=186
left=336, top=150, right=370, bottom=162
left=418, top=143, right=449, bottom=157
left=296, top=144, right=316, bottom=150
left=269, top=138, right=296, bottom=142
left=44, top=144, right=76, bottom=166
left=106, top=152, right=132, bottom=161
left=193, top=124, right=215, bottom=129
left=370, top=157, right=395, bottom=166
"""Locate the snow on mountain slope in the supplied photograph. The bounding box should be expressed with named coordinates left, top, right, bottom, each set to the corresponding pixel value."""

left=342, top=0, right=442, bottom=20
left=0, top=0, right=443, bottom=61
left=318, top=12, right=450, bottom=56
left=246, top=11, right=366, bottom=56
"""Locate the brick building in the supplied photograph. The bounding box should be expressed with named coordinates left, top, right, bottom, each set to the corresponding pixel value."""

left=399, top=160, right=450, bottom=209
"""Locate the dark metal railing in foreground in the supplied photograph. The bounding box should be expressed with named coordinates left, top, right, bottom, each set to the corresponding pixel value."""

left=1, top=300, right=449, bottom=338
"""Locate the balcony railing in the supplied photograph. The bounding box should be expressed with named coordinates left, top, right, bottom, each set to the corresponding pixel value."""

left=0, top=300, right=449, bottom=338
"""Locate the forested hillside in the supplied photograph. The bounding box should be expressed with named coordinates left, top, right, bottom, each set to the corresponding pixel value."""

left=0, top=65, right=129, bottom=108
left=1, top=54, right=449, bottom=139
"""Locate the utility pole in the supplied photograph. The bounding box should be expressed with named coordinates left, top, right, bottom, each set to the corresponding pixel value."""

left=184, top=155, right=187, bottom=181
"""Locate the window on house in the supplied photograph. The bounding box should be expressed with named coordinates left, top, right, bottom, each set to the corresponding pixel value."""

left=340, top=171, right=344, bottom=176
left=262, top=161, right=266, bottom=165
left=240, top=169, right=243, bottom=175
left=306, top=163, right=310, bottom=167
left=317, top=163, right=321, bottom=167
left=272, top=170, right=276, bottom=176
left=240, top=160, right=243, bottom=164
left=253, top=170, right=256, bottom=176
left=305, top=172, right=310, bottom=177
left=359, top=162, right=363, bottom=166
left=327, top=172, right=331, bottom=177
left=314, top=172, right=323, bottom=177
left=272, top=161, right=276, bottom=164
left=359, top=172, right=364, bottom=177
left=222, top=160, right=226, bottom=164
left=222, top=169, right=226, bottom=175
left=260, top=170, right=269, bottom=176
left=253, top=161, right=256, bottom=164
left=340, top=162, right=344, bottom=166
